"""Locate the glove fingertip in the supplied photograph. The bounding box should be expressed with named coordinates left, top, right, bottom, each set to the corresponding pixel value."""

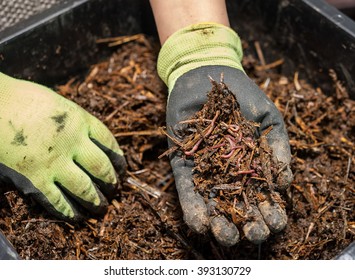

left=170, top=157, right=209, bottom=233
left=111, top=154, right=127, bottom=179
left=259, top=200, right=288, bottom=233
left=90, top=138, right=127, bottom=179
left=176, top=180, right=209, bottom=234
left=181, top=195, right=209, bottom=234
left=210, top=215, right=240, bottom=247
left=242, top=206, right=270, bottom=244
left=267, top=138, right=293, bottom=190
left=277, top=165, right=294, bottom=191
left=94, top=177, right=121, bottom=200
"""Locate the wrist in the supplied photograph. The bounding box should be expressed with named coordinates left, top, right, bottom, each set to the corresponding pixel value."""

left=157, top=22, right=244, bottom=93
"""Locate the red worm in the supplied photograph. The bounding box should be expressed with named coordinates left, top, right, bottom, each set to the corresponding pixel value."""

left=184, top=138, right=203, bottom=156
left=236, top=169, right=255, bottom=175
left=184, top=111, right=220, bottom=156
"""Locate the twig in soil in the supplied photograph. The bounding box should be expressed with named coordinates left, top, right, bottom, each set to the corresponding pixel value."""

left=304, top=222, right=315, bottom=243
left=212, top=183, right=242, bottom=191
left=105, top=108, right=120, bottom=122
left=293, top=72, right=302, bottom=91
left=85, top=221, right=98, bottom=237
left=96, top=34, right=143, bottom=47
left=84, top=66, right=99, bottom=83
left=261, top=77, right=271, bottom=90
left=20, top=218, right=65, bottom=224
left=316, top=193, right=341, bottom=219
left=127, top=174, right=162, bottom=198
left=159, top=127, right=183, bottom=147
left=255, top=59, right=284, bottom=71
left=98, top=209, right=111, bottom=237
left=340, top=191, right=348, bottom=240
left=329, top=69, right=349, bottom=99
left=345, top=156, right=351, bottom=183
left=111, top=199, right=122, bottom=211
left=114, top=129, right=163, bottom=137
left=254, top=41, right=266, bottom=66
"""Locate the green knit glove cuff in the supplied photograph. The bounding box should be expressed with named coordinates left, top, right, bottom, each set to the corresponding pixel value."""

left=157, top=22, right=244, bottom=93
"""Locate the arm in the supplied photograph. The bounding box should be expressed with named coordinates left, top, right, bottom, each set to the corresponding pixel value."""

left=150, top=0, right=229, bottom=44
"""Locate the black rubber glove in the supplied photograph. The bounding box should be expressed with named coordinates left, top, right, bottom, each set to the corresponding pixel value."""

left=0, top=231, right=20, bottom=260
left=158, top=23, right=293, bottom=246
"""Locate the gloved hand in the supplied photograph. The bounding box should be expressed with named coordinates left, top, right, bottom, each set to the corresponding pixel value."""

left=158, top=23, right=293, bottom=246
left=0, top=72, right=126, bottom=222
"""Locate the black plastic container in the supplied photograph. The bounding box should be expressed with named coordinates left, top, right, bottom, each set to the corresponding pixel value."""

left=0, top=0, right=354, bottom=259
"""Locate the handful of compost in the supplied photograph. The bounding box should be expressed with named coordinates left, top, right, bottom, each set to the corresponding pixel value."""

left=164, top=76, right=288, bottom=244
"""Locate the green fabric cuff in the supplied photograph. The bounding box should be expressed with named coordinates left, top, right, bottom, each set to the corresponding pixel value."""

left=157, top=22, right=244, bottom=93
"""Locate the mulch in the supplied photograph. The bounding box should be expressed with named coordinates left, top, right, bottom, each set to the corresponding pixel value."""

left=0, top=34, right=354, bottom=260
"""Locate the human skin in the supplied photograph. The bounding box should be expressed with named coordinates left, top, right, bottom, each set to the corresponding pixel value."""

left=150, top=0, right=230, bottom=44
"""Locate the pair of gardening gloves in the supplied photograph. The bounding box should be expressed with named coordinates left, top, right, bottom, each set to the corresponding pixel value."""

left=0, top=23, right=292, bottom=248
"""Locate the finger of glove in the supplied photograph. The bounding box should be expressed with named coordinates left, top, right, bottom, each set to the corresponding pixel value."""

left=0, top=162, right=84, bottom=221
left=258, top=197, right=287, bottom=233
left=88, top=118, right=127, bottom=178
left=242, top=205, right=270, bottom=244
left=170, top=156, right=209, bottom=234
left=75, top=138, right=120, bottom=198
left=267, top=138, right=293, bottom=190
left=54, top=160, right=108, bottom=216
left=207, top=199, right=239, bottom=246
left=210, top=215, right=240, bottom=247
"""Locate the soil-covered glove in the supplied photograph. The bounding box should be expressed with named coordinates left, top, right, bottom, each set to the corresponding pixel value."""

left=0, top=230, right=20, bottom=260
left=0, top=73, right=126, bottom=222
left=158, top=23, right=293, bottom=246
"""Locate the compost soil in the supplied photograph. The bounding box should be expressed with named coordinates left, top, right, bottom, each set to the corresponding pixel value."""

left=0, top=34, right=354, bottom=260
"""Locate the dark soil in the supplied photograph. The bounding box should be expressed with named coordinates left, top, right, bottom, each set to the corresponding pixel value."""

left=0, top=34, right=354, bottom=260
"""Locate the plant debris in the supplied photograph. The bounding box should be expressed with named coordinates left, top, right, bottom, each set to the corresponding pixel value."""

left=0, top=34, right=353, bottom=260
